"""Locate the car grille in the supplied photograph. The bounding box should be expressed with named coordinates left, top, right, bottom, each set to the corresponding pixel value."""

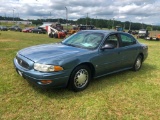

left=16, top=56, right=30, bottom=69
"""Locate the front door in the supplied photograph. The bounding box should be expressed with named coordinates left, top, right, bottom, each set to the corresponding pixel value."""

left=94, top=34, right=124, bottom=76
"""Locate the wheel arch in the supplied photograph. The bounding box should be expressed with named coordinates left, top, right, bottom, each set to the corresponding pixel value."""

left=79, top=62, right=95, bottom=78
left=139, top=53, right=144, bottom=62
left=67, top=62, right=95, bottom=87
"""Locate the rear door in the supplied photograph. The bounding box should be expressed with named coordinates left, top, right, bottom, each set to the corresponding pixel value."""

left=118, top=33, right=139, bottom=68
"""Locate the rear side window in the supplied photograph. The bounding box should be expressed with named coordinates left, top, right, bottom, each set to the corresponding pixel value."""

left=120, top=34, right=136, bottom=47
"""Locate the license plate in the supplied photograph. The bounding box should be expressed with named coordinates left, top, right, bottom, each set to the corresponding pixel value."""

left=18, top=70, right=23, bottom=76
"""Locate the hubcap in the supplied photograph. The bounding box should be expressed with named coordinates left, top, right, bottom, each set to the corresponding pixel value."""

left=74, top=69, right=88, bottom=88
left=135, top=58, right=141, bottom=70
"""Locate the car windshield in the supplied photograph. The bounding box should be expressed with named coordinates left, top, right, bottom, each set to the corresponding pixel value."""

left=62, top=32, right=104, bottom=50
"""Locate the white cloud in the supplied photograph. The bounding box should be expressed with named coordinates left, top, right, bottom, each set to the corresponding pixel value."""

left=19, top=0, right=51, bottom=4
left=0, top=0, right=160, bottom=25
left=135, top=16, right=147, bottom=20
left=119, top=4, right=139, bottom=14
left=119, top=16, right=126, bottom=19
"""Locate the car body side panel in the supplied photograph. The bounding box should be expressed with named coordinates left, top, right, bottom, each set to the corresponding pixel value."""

left=90, top=48, right=124, bottom=76
left=117, top=45, right=140, bottom=68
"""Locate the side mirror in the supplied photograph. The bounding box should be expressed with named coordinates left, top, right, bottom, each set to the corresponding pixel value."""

left=101, top=44, right=115, bottom=50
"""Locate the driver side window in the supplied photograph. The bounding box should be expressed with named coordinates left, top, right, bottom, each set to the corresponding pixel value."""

left=104, top=34, right=119, bottom=48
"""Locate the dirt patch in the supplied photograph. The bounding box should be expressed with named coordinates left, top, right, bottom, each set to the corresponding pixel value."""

left=0, top=39, right=20, bottom=42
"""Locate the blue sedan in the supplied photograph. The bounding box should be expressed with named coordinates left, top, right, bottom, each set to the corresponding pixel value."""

left=14, top=30, right=148, bottom=92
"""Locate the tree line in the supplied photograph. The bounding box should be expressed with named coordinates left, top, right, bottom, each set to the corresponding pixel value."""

left=77, top=18, right=160, bottom=31
left=0, top=16, right=160, bottom=31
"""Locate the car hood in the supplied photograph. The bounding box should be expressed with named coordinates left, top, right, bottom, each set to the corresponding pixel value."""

left=18, top=43, right=88, bottom=63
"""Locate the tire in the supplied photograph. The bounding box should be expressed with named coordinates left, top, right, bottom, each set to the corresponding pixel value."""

left=150, top=37, right=152, bottom=40
left=49, top=33, right=54, bottom=38
left=69, top=65, right=91, bottom=92
left=54, top=33, right=58, bottom=38
left=132, top=55, right=142, bottom=71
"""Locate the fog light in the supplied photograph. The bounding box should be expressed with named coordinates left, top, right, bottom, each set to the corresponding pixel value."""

left=38, top=80, right=52, bottom=85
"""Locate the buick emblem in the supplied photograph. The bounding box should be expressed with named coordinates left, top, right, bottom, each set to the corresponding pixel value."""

left=19, top=60, right=23, bottom=65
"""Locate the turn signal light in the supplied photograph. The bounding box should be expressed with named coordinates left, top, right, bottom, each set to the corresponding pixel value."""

left=54, top=66, right=63, bottom=72
left=39, top=80, right=52, bottom=85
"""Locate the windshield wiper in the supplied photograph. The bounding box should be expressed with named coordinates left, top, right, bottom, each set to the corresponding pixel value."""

left=63, top=43, right=77, bottom=47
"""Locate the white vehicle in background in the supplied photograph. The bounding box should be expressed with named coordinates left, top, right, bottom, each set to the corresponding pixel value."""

left=137, top=29, right=149, bottom=39
left=47, top=25, right=66, bottom=39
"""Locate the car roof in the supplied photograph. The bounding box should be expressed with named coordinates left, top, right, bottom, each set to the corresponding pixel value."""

left=78, top=30, right=125, bottom=35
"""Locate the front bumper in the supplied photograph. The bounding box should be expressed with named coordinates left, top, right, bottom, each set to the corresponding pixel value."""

left=13, top=57, right=70, bottom=89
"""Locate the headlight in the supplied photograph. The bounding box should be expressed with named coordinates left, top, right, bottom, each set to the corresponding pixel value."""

left=34, top=63, right=63, bottom=72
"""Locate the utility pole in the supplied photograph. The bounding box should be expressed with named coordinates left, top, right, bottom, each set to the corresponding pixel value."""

left=96, top=16, right=97, bottom=28
left=65, top=6, right=68, bottom=30
left=13, top=9, right=14, bottom=22
left=141, top=22, right=143, bottom=29
left=112, top=18, right=115, bottom=29
left=49, top=12, right=51, bottom=22
left=129, top=20, right=131, bottom=30
left=4, top=13, right=6, bottom=20
left=86, top=13, right=88, bottom=26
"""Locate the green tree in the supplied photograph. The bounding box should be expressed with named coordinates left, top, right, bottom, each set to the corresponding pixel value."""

left=146, top=26, right=152, bottom=31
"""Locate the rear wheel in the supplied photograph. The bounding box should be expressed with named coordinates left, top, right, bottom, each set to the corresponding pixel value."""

left=69, top=65, right=91, bottom=92
left=54, top=33, right=58, bottom=38
left=49, top=33, right=54, bottom=38
left=132, top=55, right=142, bottom=71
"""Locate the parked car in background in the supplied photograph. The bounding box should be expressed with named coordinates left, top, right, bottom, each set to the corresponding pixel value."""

left=137, top=29, right=149, bottom=39
left=78, top=25, right=95, bottom=30
left=128, top=30, right=138, bottom=35
left=131, top=30, right=138, bottom=35
left=14, top=30, right=148, bottom=92
left=22, top=27, right=34, bottom=33
left=9, top=25, right=22, bottom=32
left=0, top=26, right=8, bottom=31
left=31, top=27, right=47, bottom=34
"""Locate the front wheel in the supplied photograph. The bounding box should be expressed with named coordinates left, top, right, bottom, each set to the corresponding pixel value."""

left=69, top=65, right=91, bottom=92
left=132, top=55, right=142, bottom=71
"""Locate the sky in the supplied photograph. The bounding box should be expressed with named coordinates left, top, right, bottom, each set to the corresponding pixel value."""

left=0, top=0, right=160, bottom=25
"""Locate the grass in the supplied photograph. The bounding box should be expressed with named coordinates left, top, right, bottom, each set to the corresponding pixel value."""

left=0, top=31, right=160, bottom=120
